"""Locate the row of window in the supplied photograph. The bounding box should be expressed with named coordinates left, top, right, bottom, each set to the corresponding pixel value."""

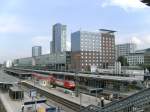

left=81, top=56, right=100, bottom=59
left=81, top=60, right=99, bottom=62
left=81, top=52, right=100, bottom=55
left=81, top=63, right=100, bottom=66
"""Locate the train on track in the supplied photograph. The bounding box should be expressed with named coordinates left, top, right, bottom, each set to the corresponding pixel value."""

left=32, top=73, right=75, bottom=90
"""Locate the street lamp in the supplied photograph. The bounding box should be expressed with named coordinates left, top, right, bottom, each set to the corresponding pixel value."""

left=75, top=71, right=79, bottom=97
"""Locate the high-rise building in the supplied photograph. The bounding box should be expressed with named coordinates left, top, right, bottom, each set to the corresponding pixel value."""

left=51, top=23, right=67, bottom=53
left=71, top=31, right=101, bottom=71
left=144, top=48, right=150, bottom=65
left=32, top=46, right=42, bottom=57
left=71, top=31, right=101, bottom=52
left=100, top=29, right=116, bottom=68
left=50, top=41, right=54, bottom=53
left=71, top=29, right=116, bottom=71
left=116, top=43, right=137, bottom=60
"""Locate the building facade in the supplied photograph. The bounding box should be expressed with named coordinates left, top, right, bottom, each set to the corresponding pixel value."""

left=116, top=43, right=137, bottom=60
left=13, top=52, right=71, bottom=71
left=50, top=41, right=54, bottom=53
left=100, top=29, right=116, bottom=68
left=71, top=30, right=116, bottom=71
left=32, top=46, right=42, bottom=57
left=51, top=23, right=67, bottom=53
left=126, top=53, right=144, bottom=66
left=144, top=48, right=150, bottom=65
left=126, top=48, right=150, bottom=66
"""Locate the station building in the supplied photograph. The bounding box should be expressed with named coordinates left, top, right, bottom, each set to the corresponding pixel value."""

left=13, top=51, right=71, bottom=71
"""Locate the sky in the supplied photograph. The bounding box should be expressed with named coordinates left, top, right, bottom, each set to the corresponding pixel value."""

left=0, top=0, right=150, bottom=63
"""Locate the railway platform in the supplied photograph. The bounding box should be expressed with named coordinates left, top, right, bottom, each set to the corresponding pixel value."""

left=23, top=80, right=111, bottom=107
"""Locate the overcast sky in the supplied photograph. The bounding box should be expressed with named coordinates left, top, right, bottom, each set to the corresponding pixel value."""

left=0, top=0, right=150, bottom=63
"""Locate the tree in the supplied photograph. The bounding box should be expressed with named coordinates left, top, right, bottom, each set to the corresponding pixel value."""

left=117, top=56, right=129, bottom=66
left=140, top=64, right=150, bottom=72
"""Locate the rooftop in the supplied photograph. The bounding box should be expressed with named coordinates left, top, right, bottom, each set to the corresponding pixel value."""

left=0, top=70, right=19, bottom=84
left=25, top=69, right=144, bottom=82
left=9, top=86, right=23, bottom=92
left=99, top=29, right=117, bottom=33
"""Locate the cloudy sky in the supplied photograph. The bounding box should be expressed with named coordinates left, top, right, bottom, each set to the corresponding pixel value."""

left=0, top=0, right=150, bottom=63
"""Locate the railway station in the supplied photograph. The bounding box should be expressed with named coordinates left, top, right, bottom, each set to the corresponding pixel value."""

left=0, top=70, right=19, bottom=91
left=1, top=65, right=150, bottom=112
left=4, top=68, right=32, bottom=79
left=5, top=68, right=144, bottom=93
left=0, top=70, right=61, bottom=112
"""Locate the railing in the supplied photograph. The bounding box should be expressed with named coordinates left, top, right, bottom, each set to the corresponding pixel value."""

left=81, top=88, right=150, bottom=112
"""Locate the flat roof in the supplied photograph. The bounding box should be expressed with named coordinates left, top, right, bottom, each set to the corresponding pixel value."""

left=79, top=73, right=143, bottom=82
left=9, top=86, right=23, bottom=92
left=0, top=70, right=19, bottom=84
left=5, top=69, right=31, bottom=75
left=9, top=68, right=144, bottom=82
left=26, top=69, right=143, bottom=82
left=99, top=29, right=117, bottom=33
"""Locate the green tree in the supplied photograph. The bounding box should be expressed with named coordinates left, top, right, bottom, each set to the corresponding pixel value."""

left=117, top=56, right=129, bottom=66
left=140, top=64, right=150, bottom=72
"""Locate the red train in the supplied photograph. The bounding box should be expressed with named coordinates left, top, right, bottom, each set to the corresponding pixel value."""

left=32, top=73, right=75, bottom=90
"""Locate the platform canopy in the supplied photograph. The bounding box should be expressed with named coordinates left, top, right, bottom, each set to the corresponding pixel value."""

left=141, top=0, right=150, bottom=6
left=0, top=70, right=19, bottom=84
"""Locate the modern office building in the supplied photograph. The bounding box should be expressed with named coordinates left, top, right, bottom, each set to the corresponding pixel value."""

left=126, top=48, right=150, bottom=66
left=71, top=31, right=101, bottom=71
left=51, top=23, right=67, bottom=53
left=100, top=29, right=116, bottom=68
left=13, top=52, right=71, bottom=71
left=116, top=43, right=137, bottom=60
left=32, top=46, right=42, bottom=57
left=126, top=53, right=144, bottom=66
left=50, top=41, right=54, bottom=53
left=71, top=29, right=116, bottom=71
left=144, top=48, right=150, bottom=65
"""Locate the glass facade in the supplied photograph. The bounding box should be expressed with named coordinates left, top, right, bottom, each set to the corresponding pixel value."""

left=52, top=23, right=67, bottom=53
left=32, top=46, right=42, bottom=57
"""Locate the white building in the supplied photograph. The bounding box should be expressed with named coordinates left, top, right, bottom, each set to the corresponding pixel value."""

left=5, top=60, right=13, bottom=68
left=114, top=62, right=121, bottom=74
left=116, top=43, right=137, bottom=60
left=126, top=50, right=145, bottom=66
left=71, top=29, right=116, bottom=71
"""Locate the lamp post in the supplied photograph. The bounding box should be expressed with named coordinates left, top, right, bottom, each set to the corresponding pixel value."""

left=80, top=92, right=82, bottom=111
left=75, top=71, right=79, bottom=97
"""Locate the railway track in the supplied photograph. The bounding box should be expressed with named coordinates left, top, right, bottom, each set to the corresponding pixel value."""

left=22, top=82, right=84, bottom=112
